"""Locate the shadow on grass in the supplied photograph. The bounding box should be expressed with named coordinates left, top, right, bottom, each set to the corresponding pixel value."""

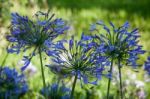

left=37, top=0, right=150, bottom=18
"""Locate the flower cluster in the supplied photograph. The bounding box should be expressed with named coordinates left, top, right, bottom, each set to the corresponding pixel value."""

left=40, top=83, right=70, bottom=99
left=144, top=56, right=150, bottom=75
left=6, top=11, right=69, bottom=70
left=91, top=21, right=145, bottom=67
left=47, top=34, right=104, bottom=85
left=0, top=67, right=28, bottom=98
left=4, top=10, right=148, bottom=99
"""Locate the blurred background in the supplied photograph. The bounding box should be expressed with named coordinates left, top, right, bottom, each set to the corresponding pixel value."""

left=0, top=0, right=150, bottom=98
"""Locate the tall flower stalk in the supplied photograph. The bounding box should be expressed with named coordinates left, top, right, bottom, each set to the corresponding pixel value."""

left=6, top=11, right=69, bottom=98
left=70, top=73, right=78, bottom=99
left=106, top=59, right=113, bottom=99
left=118, top=58, right=123, bottom=99
left=0, top=43, right=10, bottom=66
left=91, top=21, right=145, bottom=99
left=39, top=47, right=47, bottom=98
left=0, top=53, right=9, bottom=66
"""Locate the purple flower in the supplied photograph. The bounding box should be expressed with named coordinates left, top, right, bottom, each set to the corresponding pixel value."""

left=47, top=34, right=104, bottom=85
left=6, top=11, right=69, bottom=70
left=92, top=21, right=145, bottom=68
left=0, top=67, right=28, bottom=98
left=40, top=83, right=70, bottom=99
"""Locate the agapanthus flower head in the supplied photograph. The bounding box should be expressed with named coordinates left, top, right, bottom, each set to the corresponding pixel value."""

left=91, top=21, right=145, bottom=67
left=47, top=33, right=104, bottom=85
left=144, top=56, right=150, bottom=75
left=6, top=11, right=69, bottom=71
left=0, top=66, right=28, bottom=98
left=40, top=83, right=70, bottom=99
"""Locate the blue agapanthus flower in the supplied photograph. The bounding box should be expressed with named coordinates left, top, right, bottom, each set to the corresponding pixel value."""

left=6, top=11, right=69, bottom=71
left=91, top=21, right=145, bottom=68
left=0, top=66, right=28, bottom=99
left=40, top=83, right=70, bottom=99
left=47, top=33, right=104, bottom=85
left=144, top=56, right=150, bottom=75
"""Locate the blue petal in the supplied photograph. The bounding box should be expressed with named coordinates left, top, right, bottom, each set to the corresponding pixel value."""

left=21, top=56, right=31, bottom=71
left=81, top=33, right=92, bottom=41
left=103, top=25, right=110, bottom=34
left=69, top=38, right=74, bottom=50
left=82, top=75, right=88, bottom=84
left=89, top=80, right=98, bottom=85
left=109, top=22, right=115, bottom=29
left=123, top=21, right=129, bottom=28
left=96, top=20, right=104, bottom=25
left=90, top=24, right=96, bottom=31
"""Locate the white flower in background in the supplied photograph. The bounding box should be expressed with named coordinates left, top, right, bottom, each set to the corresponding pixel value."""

left=26, top=63, right=37, bottom=75
left=130, top=74, right=136, bottom=80
left=135, top=80, right=144, bottom=88
left=18, top=60, right=37, bottom=76
left=125, top=80, right=130, bottom=85
left=144, top=72, right=150, bottom=82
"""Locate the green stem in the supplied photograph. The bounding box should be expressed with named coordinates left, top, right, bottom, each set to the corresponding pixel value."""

left=39, top=47, right=47, bottom=98
left=118, top=59, right=123, bottom=99
left=70, top=73, right=78, bottom=99
left=107, top=59, right=113, bottom=99
left=0, top=53, right=9, bottom=66
left=0, top=44, right=11, bottom=75
left=0, top=43, right=10, bottom=67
